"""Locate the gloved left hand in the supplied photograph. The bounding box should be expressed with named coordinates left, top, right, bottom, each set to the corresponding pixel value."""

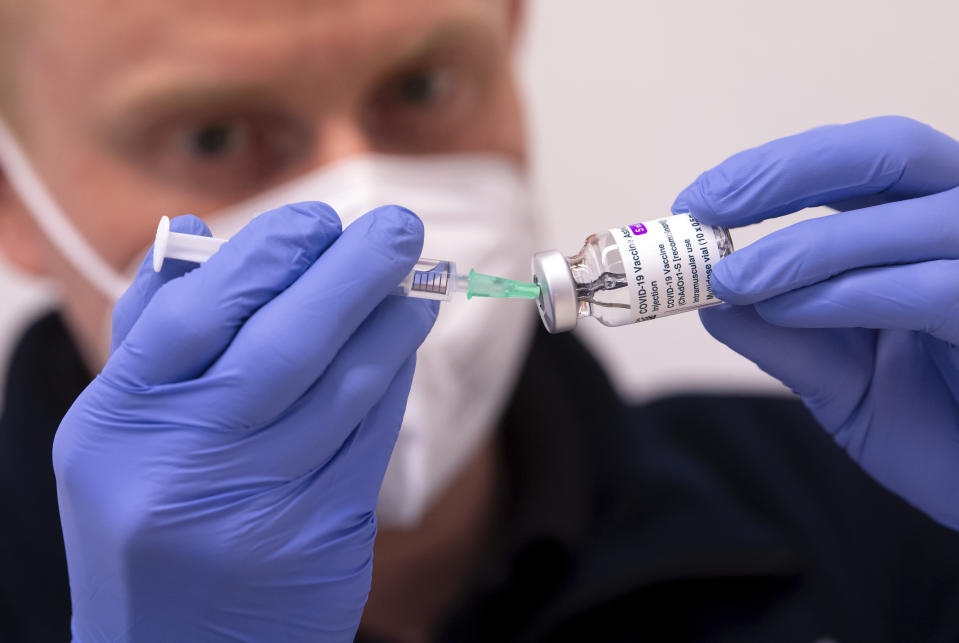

left=673, top=116, right=959, bottom=531
left=53, top=203, right=437, bottom=641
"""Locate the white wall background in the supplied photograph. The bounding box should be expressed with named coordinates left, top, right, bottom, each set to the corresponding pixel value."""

left=1, top=0, right=958, bottom=403
left=516, top=0, right=959, bottom=402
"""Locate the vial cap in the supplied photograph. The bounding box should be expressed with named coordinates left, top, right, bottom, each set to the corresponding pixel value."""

left=531, top=249, right=578, bottom=334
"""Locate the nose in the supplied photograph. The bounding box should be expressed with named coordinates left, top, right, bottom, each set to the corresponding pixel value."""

left=310, top=114, right=375, bottom=168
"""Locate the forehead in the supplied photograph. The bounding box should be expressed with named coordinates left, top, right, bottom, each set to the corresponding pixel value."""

left=17, top=0, right=507, bottom=108
left=29, top=0, right=499, bottom=43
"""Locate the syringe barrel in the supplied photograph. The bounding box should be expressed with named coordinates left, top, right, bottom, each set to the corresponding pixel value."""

left=392, top=258, right=461, bottom=301
left=154, top=217, right=465, bottom=301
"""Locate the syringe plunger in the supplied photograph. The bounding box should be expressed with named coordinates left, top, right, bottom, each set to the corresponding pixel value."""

left=153, top=216, right=226, bottom=272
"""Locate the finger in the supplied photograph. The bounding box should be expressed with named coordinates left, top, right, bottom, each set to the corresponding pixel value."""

left=111, top=215, right=211, bottom=354
left=752, top=259, right=959, bottom=345
left=672, top=116, right=959, bottom=227
left=265, top=356, right=419, bottom=570
left=321, top=355, right=419, bottom=514
left=699, top=304, right=876, bottom=431
left=205, top=205, right=425, bottom=422
left=711, top=186, right=959, bottom=305
left=105, top=202, right=342, bottom=387
left=926, top=333, right=959, bottom=407
left=215, top=295, right=437, bottom=477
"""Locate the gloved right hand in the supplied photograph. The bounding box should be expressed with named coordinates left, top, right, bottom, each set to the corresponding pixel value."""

left=53, top=203, right=438, bottom=641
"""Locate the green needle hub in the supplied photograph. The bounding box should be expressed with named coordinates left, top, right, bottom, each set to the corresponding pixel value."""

left=466, top=269, right=541, bottom=300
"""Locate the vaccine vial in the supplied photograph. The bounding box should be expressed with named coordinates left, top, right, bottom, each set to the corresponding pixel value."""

left=531, top=214, right=733, bottom=333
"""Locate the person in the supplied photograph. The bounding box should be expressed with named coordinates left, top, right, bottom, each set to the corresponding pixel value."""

left=1, top=1, right=959, bottom=641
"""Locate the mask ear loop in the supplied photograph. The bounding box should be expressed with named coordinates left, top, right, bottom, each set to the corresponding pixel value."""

left=0, top=120, right=129, bottom=300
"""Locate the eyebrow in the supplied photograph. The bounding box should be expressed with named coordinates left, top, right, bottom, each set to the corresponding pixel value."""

left=95, top=15, right=500, bottom=131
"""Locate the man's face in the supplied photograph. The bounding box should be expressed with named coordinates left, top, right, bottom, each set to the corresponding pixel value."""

left=0, top=0, right=525, bottom=366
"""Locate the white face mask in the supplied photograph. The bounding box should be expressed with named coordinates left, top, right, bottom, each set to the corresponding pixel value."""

left=200, top=154, right=538, bottom=527
left=0, top=119, right=537, bottom=527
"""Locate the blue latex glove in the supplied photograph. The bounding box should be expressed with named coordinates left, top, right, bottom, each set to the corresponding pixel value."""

left=673, top=116, right=959, bottom=531
left=53, top=203, right=438, bottom=641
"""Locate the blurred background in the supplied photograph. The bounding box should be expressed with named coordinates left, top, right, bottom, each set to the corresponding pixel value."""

left=2, top=0, right=958, bottom=403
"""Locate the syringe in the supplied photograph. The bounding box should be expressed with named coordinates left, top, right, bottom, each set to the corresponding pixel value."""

left=152, top=216, right=540, bottom=302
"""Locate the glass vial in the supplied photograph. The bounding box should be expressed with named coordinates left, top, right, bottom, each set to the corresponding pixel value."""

left=531, top=214, right=734, bottom=333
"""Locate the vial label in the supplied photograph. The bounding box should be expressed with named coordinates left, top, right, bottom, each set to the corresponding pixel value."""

left=609, top=214, right=723, bottom=322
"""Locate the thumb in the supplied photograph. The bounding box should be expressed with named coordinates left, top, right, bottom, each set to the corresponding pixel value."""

left=110, top=215, right=211, bottom=353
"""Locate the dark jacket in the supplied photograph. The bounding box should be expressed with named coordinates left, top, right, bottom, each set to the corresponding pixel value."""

left=3, top=313, right=959, bottom=642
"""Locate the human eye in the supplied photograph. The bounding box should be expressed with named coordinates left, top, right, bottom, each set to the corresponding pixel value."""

left=182, top=119, right=251, bottom=161
left=364, top=44, right=493, bottom=151
left=389, top=66, right=456, bottom=110
left=119, top=109, right=311, bottom=195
